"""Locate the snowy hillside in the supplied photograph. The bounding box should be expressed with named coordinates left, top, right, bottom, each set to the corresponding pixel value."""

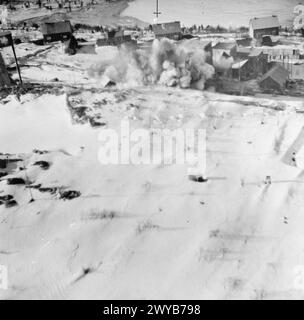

left=1, top=82, right=304, bottom=299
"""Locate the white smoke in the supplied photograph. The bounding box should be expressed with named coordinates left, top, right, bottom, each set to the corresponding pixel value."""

left=212, top=51, right=234, bottom=71
left=89, top=38, right=215, bottom=90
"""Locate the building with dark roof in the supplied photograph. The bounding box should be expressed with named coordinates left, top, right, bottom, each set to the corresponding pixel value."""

left=41, top=20, right=73, bottom=43
left=152, top=21, right=182, bottom=40
left=97, top=29, right=135, bottom=47
left=259, top=64, right=289, bottom=93
left=249, top=16, right=280, bottom=39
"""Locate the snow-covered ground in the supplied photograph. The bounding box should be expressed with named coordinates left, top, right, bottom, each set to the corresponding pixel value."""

left=1, top=37, right=304, bottom=299
left=1, top=83, right=304, bottom=299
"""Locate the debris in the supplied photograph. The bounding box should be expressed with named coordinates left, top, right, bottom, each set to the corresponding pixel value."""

left=33, top=161, right=50, bottom=170
left=5, top=199, right=18, bottom=208
left=27, top=184, right=42, bottom=189
left=0, top=194, right=17, bottom=208
left=33, top=149, right=49, bottom=155
left=189, top=175, right=208, bottom=183
left=7, top=177, right=26, bottom=185
left=292, top=152, right=297, bottom=166
left=39, top=187, right=58, bottom=194
left=264, top=176, right=272, bottom=185
left=0, top=172, right=8, bottom=178
left=89, top=118, right=107, bottom=127
left=60, top=190, right=81, bottom=200
left=74, top=106, right=88, bottom=118
left=0, top=195, right=14, bottom=201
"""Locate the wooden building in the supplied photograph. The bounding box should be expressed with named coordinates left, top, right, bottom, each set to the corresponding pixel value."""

left=97, top=30, right=135, bottom=47
left=249, top=16, right=280, bottom=39
left=152, top=21, right=182, bottom=41
left=232, top=47, right=269, bottom=80
left=41, top=20, right=73, bottom=43
left=274, top=60, right=304, bottom=80
left=259, top=65, right=289, bottom=93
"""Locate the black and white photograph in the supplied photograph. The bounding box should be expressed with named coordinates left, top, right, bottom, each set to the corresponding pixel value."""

left=0, top=0, right=304, bottom=304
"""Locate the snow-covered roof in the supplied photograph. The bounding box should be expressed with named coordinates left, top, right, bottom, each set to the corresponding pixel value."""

left=237, top=47, right=263, bottom=57
left=232, top=59, right=248, bottom=69
left=200, top=40, right=212, bottom=48
left=250, top=16, right=280, bottom=31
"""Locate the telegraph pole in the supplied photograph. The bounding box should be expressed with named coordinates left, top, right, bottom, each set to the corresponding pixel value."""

left=11, top=40, right=23, bottom=86
left=153, top=0, right=161, bottom=22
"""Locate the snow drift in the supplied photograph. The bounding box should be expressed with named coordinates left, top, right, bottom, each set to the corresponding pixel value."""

left=89, top=38, right=215, bottom=89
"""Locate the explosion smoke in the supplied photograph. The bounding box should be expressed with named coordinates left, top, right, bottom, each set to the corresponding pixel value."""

left=89, top=38, right=215, bottom=90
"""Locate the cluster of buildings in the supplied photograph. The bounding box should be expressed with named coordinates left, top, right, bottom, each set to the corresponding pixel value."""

left=1, top=9, right=304, bottom=94
left=151, top=15, right=304, bottom=94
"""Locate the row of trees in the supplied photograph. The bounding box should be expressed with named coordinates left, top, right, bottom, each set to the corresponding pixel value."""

left=182, top=24, right=249, bottom=34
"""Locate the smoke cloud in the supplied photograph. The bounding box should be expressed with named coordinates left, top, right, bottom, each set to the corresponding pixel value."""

left=89, top=38, right=215, bottom=90
left=212, top=51, right=234, bottom=71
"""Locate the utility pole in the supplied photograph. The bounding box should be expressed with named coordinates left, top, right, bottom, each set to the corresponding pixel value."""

left=153, top=0, right=161, bottom=23
left=11, top=40, right=23, bottom=86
